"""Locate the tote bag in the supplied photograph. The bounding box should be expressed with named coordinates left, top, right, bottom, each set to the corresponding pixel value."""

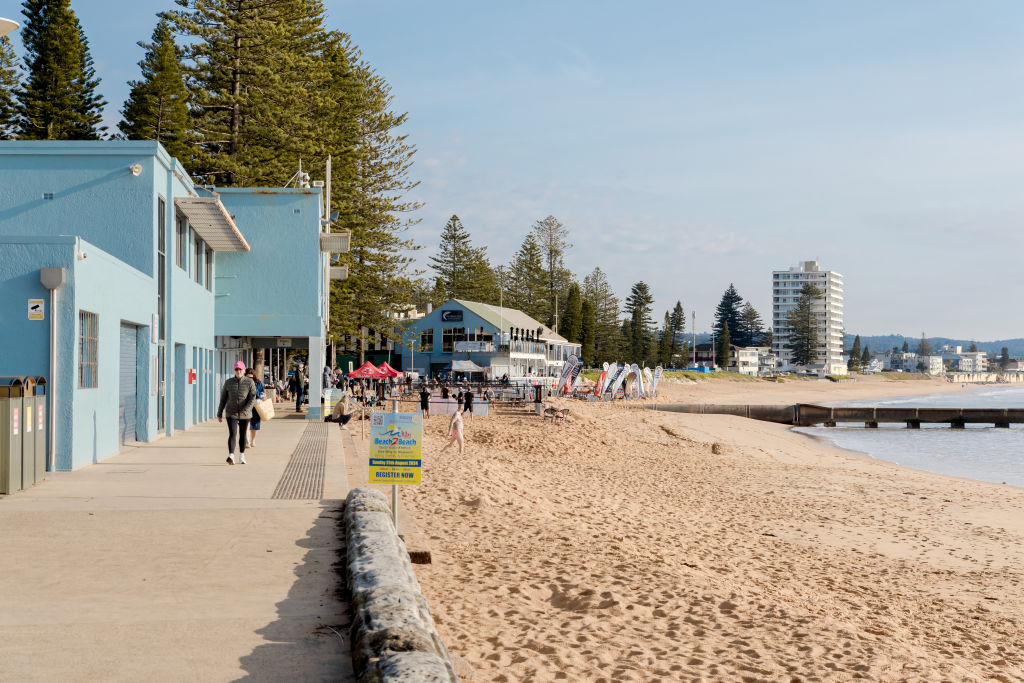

left=255, top=398, right=275, bottom=421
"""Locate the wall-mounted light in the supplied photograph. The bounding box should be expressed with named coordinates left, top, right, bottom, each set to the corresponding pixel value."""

left=130, top=164, right=143, bottom=176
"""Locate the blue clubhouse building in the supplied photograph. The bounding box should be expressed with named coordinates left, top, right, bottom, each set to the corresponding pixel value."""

left=396, top=299, right=581, bottom=381
left=0, top=141, right=341, bottom=473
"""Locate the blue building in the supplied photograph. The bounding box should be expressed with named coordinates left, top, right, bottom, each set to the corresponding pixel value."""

left=0, top=141, right=338, bottom=473
left=395, top=299, right=581, bottom=380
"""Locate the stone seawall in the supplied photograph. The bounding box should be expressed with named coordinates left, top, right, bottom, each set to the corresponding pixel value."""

left=947, top=373, right=1024, bottom=384
left=344, top=488, right=458, bottom=682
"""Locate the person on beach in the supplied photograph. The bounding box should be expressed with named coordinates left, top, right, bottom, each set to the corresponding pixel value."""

left=463, top=386, right=474, bottom=418
left=440, top=407, right=465, bottom=455
left=419, top=384, right=431, bottom=418
left=244, top=368, right=265, bottom=448
left=218, top=361, right=258, bottom=465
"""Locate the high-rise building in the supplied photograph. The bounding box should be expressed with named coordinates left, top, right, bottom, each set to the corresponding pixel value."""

left=772, top=261, right=846, bottom=375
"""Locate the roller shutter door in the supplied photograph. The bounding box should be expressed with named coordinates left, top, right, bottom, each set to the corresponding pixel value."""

left=119, top=324, right=138, bottom=445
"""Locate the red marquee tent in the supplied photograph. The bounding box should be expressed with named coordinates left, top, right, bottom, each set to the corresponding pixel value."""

left=348, top=361, right=380, bottom=379
left=377, top=361, right=403, bottom=378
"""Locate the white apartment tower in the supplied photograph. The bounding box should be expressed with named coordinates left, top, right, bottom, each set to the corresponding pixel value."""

left=772, top=261, right=847, bottom=375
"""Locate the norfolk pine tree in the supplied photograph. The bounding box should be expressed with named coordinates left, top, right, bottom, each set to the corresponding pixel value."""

left=658, top=312, right=673, bottom=367
left=0, top=36, right=18, bottom=139
left=738, top=302, right=763, bottom=348
left=786, top=284, right=823, bottom=367
left=17, top=0, right=106, bottom=139
left=713, top=284, right=743, bottom=346
left=669, top=301, right=686, bottom=361
left=322, top=35, right=421, bottom=362
left=848, top=335, right=862, bottom=372
left=169, top=0, right=332, bottom=185
left=1000, top=347, right=1011, bottom=370
left=580, top=298, right=595, bottom=366
left=583, top=267, right=623, bottom=362
left=119, top=18, right=191, bottom=161
left=506, top=233, right=549, bottom=322
left=624, top=281, right=654, bottom=361
left=916, top=334, right=931, bottom=356
left=560, top=283, right=583, bottom=343
left=532, top=215, right=572, bottom=331
left=716, top=321, right=731, bottom=368
left=428, top=215, right=495, bottom=302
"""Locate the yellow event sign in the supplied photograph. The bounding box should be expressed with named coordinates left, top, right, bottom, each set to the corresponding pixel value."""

left=368, top=411, right=422, bottom=485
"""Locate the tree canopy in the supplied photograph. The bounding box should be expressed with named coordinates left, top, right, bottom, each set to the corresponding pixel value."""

left=786, top=283, right=823, bottom=367
left=17, top=0, right=106, bottom=139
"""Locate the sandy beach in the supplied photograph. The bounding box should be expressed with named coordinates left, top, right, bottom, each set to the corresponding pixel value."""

left=404, top=376, right=1024, bottom=681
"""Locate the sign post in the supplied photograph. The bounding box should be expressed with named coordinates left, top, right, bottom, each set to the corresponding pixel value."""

left=368, top=407, right=422, bottom=528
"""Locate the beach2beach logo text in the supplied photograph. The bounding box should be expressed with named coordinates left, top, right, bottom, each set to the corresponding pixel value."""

left=374, top=424, right=418, bottom=447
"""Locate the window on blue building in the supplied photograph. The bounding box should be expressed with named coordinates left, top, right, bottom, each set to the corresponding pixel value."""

left=419, top=330, right=433, bottom=352
left=442, top=327, right=464, bottom=353
left=79, top=311, right=98, bottom=388
left=176, top=214, right=187, bottom=269
left=205, top=247, right=213, bottom=291
left=193, top=230, right=202, bottom=284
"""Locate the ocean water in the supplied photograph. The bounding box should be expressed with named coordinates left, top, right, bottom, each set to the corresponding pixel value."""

left=794, top=386, right=1024, bottom=488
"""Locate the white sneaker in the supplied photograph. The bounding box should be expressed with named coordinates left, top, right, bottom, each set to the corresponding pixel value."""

left=226, top=455, right=235, bottom=465
left=240, top=454, right=247, bottom=464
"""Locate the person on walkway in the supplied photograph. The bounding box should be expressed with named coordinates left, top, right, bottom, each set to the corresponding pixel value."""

left=293, top=362, right=307, bottom=413
left=463, top=386, right=474, bottom=418
left=325, top=391, right=354, bottom=430
left=244, top=368, right=265, bottom=448
left=440, top=407, right=465, bottom=455
left=419, top=384, right=431, bottom=418
left=218, top=361, right=258, bottom=465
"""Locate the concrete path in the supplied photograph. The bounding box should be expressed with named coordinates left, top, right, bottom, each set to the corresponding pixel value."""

left=0, top=406, right=354, bottom=682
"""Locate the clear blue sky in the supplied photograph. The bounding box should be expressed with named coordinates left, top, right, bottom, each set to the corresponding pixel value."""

left=7, top=1, right=1024, bottom=339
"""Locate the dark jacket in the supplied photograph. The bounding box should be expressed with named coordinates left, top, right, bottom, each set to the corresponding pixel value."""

left=218, top=376, right=258, bottom=419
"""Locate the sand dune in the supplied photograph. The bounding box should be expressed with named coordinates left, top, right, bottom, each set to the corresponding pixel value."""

left=404, top=378, right=1024, bottom=681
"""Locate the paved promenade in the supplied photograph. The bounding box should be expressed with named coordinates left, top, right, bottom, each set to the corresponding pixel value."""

left=0, top=406, right=355, bottom=682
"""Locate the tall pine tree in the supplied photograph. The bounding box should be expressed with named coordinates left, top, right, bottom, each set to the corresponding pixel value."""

left=580, top=298, right=595, bottom=366
left=0, top=36, right=19, bottom=139
left=506, top=233, right=549, bottom=322
left=323, top=34, right=421, bottom=363
left=17, top=0, right=106, bottom=139
left=560, top=282, right=583, bottom=343
left=428, top=215, right=496, bottom=302
left=169, top=0, right=332, bottom=185
left=531, top=215, right=572, bottom=331
left=716, top=321, right=731, bottom=368
left=737, top=302, right=763, bottom=347
left=786, top=284, right=823, bottom=367
left=624, top=281, right=654, bottom=361
left=658, top=311, right=673, bottom=366
left=582, top=267, right=622, bottom=362
left=713, top=284, right=743, bottom=345
left=848, top=335, right=862, bottom=371
left=669, top=301, right=686, bottom=362
left=119, top=18, right=191, bottom=160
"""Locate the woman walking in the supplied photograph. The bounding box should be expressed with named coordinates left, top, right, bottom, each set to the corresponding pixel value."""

left=440, top=407, right=465, bottom=455
left=244, top=368, right=265, bottom=448
left=218, top=361, right=258, bottom=465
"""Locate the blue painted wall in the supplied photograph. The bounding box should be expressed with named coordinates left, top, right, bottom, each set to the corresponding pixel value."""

left=0, top=236, right=77, bottom=470
left=72, top=238, right=155, bottom=468
left=0, top=141, right=170, bottom=275
left=215, top=189, right=325, bottom=338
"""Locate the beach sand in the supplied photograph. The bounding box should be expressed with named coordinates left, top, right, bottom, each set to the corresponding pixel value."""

left=405, top=376, right=1024, bottom=681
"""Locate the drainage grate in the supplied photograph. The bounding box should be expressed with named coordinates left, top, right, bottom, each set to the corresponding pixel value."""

left=271, top=421, right=327, bottom=499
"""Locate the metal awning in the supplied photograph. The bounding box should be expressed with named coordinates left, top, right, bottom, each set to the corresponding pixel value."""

left=174, top=196, right=250, bottom=251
